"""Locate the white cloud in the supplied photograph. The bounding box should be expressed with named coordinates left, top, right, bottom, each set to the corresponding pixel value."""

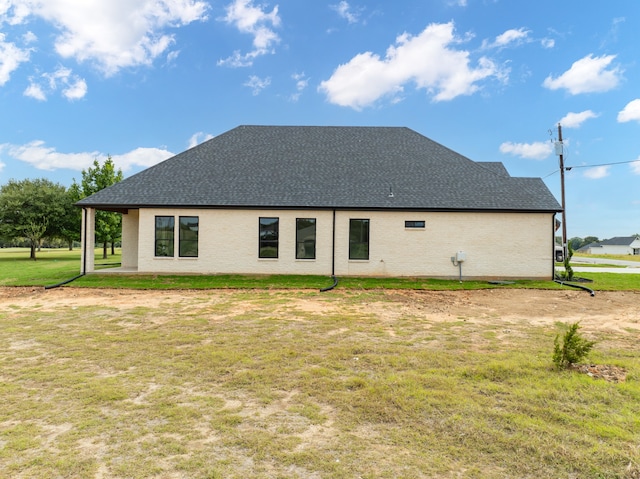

left=0, top=160, right=5, bottom=174
left=0, top=33, right=30, bottom=85
left=5, top=0, right=209, bottom=76
left=24, top=66, right=88, bottom=100
left=0, top=1, right=30, bottom=25
left=330, top=1, right=361, bottom=24
left=541, top=38, right=555, bottom=49
left=166, top=50, right=180, bottom=65
left=484, top=28, right=530, bottom=49
left=319, top=22, right=502, bottom=109
left=6, top=140, right=101, bottom=171
left=4, top=140, right=173, bottom=172
left=617, top=99, right=640, bottom=123
left=244, top=75, right=271, bottom=95
left=218, top=0, right=280, bottom=67
left=23, top=81, right=45, bottom=100
left=559, top=110, right=598, bottom=129
left=187, top=132, right=214, bottom=149
left=22, top=31, right=37, bottom=44
left=543, top=54, right=622, bottom=94
left=584, top=165, right=610, bottom=179
left=499, top=141, right=553, bottom=160
left=62, top=77, right=87, bottom=100
left=631, top=158, right=640, bottom=175
left=110, top=147, right=175, bottom=171
left=290, top=72, right=309, bottom=101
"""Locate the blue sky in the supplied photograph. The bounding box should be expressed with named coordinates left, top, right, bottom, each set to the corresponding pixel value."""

left=1, top=0, right=639, bottom=240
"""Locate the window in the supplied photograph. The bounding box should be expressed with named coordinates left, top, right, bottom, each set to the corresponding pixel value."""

left=296, top=218, right=316, bottom=259
left=405, top=220, right=425, bottom=228
left=179, top=216, right=199, bottom=257
left=155, top=216, right=175, bottom=257
left=349, top=219, right=369, bottom=260
left=259, top=217, right=279, bottom=258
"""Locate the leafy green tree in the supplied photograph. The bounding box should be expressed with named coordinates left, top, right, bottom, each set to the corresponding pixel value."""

left=72, top=156, right=123, bottom=259
left=0, top=178, right=70, bottom=259
left=568, top=236, right=600, bottom=251
left=48, top=181, right=83, bottom=251
left=568, top=237, right=583, bottom=250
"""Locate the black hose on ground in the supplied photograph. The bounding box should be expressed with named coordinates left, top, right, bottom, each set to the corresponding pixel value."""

left=553, top=279, right=595, bottom=297
left=44, top=273, right=85, bottom=290
left=320, top=275, right=338, bottom=292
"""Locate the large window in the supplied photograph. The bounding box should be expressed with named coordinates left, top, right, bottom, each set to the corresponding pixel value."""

left=349, top=218, right=369, bottom=260
left=179, top=216, right=199, bottom=257
left=259, top=217, right=279, bottom=258
left=155, top=216, right=175, bottom=257
left=296, top=218, right=316, bottom=259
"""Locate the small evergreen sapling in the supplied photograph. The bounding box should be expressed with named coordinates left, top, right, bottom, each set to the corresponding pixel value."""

left=553, top=322, right=596, bottom=369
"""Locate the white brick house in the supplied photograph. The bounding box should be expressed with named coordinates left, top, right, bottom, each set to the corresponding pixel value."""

left=77, top=126, right=562, bottom=280
left=578, top=236, right=640, bottom=256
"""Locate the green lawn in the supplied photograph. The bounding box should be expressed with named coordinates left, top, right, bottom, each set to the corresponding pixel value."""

left=574, top=253, right=640, bottom=262
left=1, top=247, right=639, bottom=291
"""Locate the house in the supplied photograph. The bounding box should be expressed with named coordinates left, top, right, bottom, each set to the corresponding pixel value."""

left=577, top=236, right=640, bottom=255
left=76, top=126, right=562, bottom=279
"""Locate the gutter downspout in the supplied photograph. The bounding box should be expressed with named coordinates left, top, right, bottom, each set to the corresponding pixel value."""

left=552, top=214, right=558, bottom=280
left=320, top=209, right=338, bottom=292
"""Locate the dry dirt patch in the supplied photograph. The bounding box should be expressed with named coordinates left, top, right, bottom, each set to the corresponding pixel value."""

left=1, top=287, right=639, bottom=335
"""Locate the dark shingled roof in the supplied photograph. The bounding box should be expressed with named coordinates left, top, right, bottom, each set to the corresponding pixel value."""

left=587, top=236, right=639, bottom=247
left=77, top=125, right=561, bottom=212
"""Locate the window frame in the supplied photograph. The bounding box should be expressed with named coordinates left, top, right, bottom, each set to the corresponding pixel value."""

left=155, top=216, right=175, bottom=257
left=259, top=217, right=279, bottom=258
left=178, top=216, right=199, bottom=258
left=349, top=218, right=370, bottom=260
left=296, top=218, right=316, bottom=260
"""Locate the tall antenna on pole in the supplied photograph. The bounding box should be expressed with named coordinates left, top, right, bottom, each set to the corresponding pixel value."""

left=556, top=123, right=568, bottom=261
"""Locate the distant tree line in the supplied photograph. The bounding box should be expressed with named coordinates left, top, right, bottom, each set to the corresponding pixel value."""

left=0, top=157, right=122, bottom=260
left=568, top=236, right=601, bottom=251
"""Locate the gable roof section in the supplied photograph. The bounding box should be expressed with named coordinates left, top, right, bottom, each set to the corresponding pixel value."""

left=591, top=236, right=639, bottom=247
left=77, top=126, right=561, bottom=212
left=477, top=162, right=510, bottom=177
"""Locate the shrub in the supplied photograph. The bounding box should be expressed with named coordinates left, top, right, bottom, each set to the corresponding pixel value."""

left=552, top=322, right=596, bottom=369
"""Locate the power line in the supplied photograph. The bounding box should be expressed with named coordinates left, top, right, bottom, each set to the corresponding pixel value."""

left=542, top=158, right=639, bottom=178
left=564, top=159, right=640, bottom=170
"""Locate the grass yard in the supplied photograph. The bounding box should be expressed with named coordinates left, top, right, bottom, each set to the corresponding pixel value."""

left=1, top=248, right=640, bottom=291
left=0, top=287, right=639, bottom=478
left=574, top=253, right=640, bottom=263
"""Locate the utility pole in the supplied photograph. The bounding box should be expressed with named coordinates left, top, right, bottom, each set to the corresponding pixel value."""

left=557, top=123, right=568, bottom=261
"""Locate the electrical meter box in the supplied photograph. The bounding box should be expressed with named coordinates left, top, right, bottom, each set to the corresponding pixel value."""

left=456, top=251, right=466, bottom=262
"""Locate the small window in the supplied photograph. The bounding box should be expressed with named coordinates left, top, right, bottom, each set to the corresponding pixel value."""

left=349, top=219, right=369, bottom=260
left=179, top=216, right=199, bottom=257
left=155, top=216, right=175, bottom=257
left=405, top=220, right=425, bottom=228
left=259, top=217, right=279, bottom=258
left=296, top=218, right=316, bottom=259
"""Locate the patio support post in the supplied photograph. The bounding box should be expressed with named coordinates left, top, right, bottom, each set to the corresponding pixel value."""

left=81, top=207, right=96, bottom=274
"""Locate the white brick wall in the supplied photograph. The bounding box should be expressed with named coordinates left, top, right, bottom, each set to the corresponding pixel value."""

left=121, top=209, right=139, bottom=269
left=123, top=208, right=555, bottom=279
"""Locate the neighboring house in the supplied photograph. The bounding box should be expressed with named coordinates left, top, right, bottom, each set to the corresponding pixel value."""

left=76, top=126, right=562, bottom=279
left=577, top=236, right=640, bottom=255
